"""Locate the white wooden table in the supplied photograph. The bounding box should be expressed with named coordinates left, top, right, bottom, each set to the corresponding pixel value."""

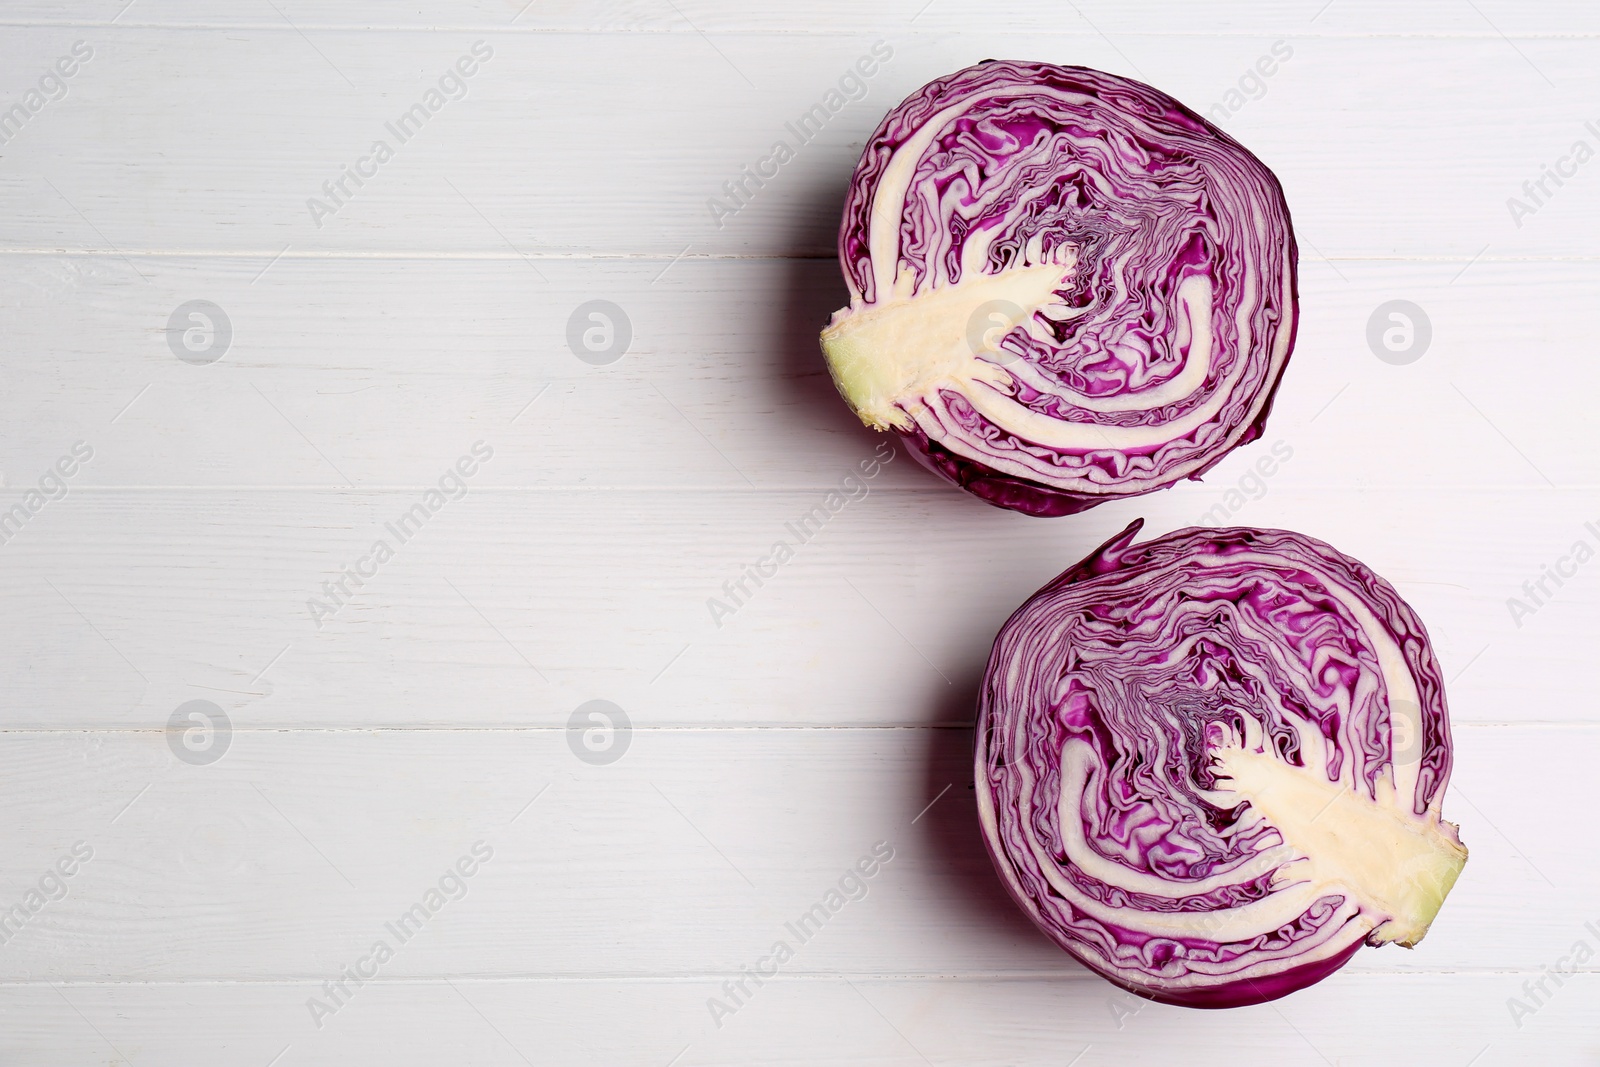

left=2, top=2, right=1595, bottom=1063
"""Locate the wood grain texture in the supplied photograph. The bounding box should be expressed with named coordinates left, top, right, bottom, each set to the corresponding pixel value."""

left=0, top=979, right=1593, bottom=1067
left=0, top=30, right=1596, bottom=258
left=0, top=484, right=1590, bottom=728
left=0, top=256, right=1592, bottom=490
left=7, top=0, right=1600, bottom=35
left=1, top=975, right=1595, bottom=1067
left=1, top=3, right=1595, bottom=1063
left=0, top=727, right=1587, bottom=981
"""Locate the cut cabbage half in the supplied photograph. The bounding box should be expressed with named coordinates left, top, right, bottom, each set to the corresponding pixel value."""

left=822, top=61, right=1298, bottom=517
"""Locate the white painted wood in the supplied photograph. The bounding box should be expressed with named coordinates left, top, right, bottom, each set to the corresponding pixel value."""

left=0, top=726, right=1587, bottom=979
left=0, top=975, right=1593, bottom=1066
left=6, top=0, right=1600, bottom=37
left=1, top=4, right=1595, bottom=1064
left=0, top=257, right=1592, bottom=491
left=0, top=484, right=1592, bottom=728
left=0, top=31, right=1596, bottom=259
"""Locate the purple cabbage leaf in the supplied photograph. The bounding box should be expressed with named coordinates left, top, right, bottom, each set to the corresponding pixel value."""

left=821, top=62, right=1298, bottom=516
left=975, top=520, right=1468, bottom=1007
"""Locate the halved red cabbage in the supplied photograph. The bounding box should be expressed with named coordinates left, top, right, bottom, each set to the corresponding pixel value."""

left=821, top=62, right=1297, bottom=517
left=976, top=520, right=1467, bottom=1007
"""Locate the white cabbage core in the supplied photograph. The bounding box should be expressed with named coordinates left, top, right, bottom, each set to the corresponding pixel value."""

left=1207, top=735, right=1467, bottom=948
left=821, top=261, right=1223, bottom=440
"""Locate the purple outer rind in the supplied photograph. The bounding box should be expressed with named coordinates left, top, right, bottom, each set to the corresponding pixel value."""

left=970, top=761, right=1367, bottom=1010
left=831, top=60, right=1300, bottom=517
left=897, top=372, right=1285, bottom=517
left=1094, top=937, right=1368, bottom=1010
left=976, top=767, right=1369, bottom=1010
left=974, top=519, right=1456, bottom=1007
left=897, top=427, right=1106, bottom=517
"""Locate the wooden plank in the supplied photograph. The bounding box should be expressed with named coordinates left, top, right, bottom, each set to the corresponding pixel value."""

left=0, top=482, right=1591, bottom=727
left=1, top=31, right=1596, bottom=258
left=0, top=725, right=1588, bottom=981
left=1, top=8, right=1593, bottom=1051
left=5, top=0, right=1600, bottom=36
left=0, top=255, right=1592, bottom=490
left=0, top=973, right=1593, bottom=1066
